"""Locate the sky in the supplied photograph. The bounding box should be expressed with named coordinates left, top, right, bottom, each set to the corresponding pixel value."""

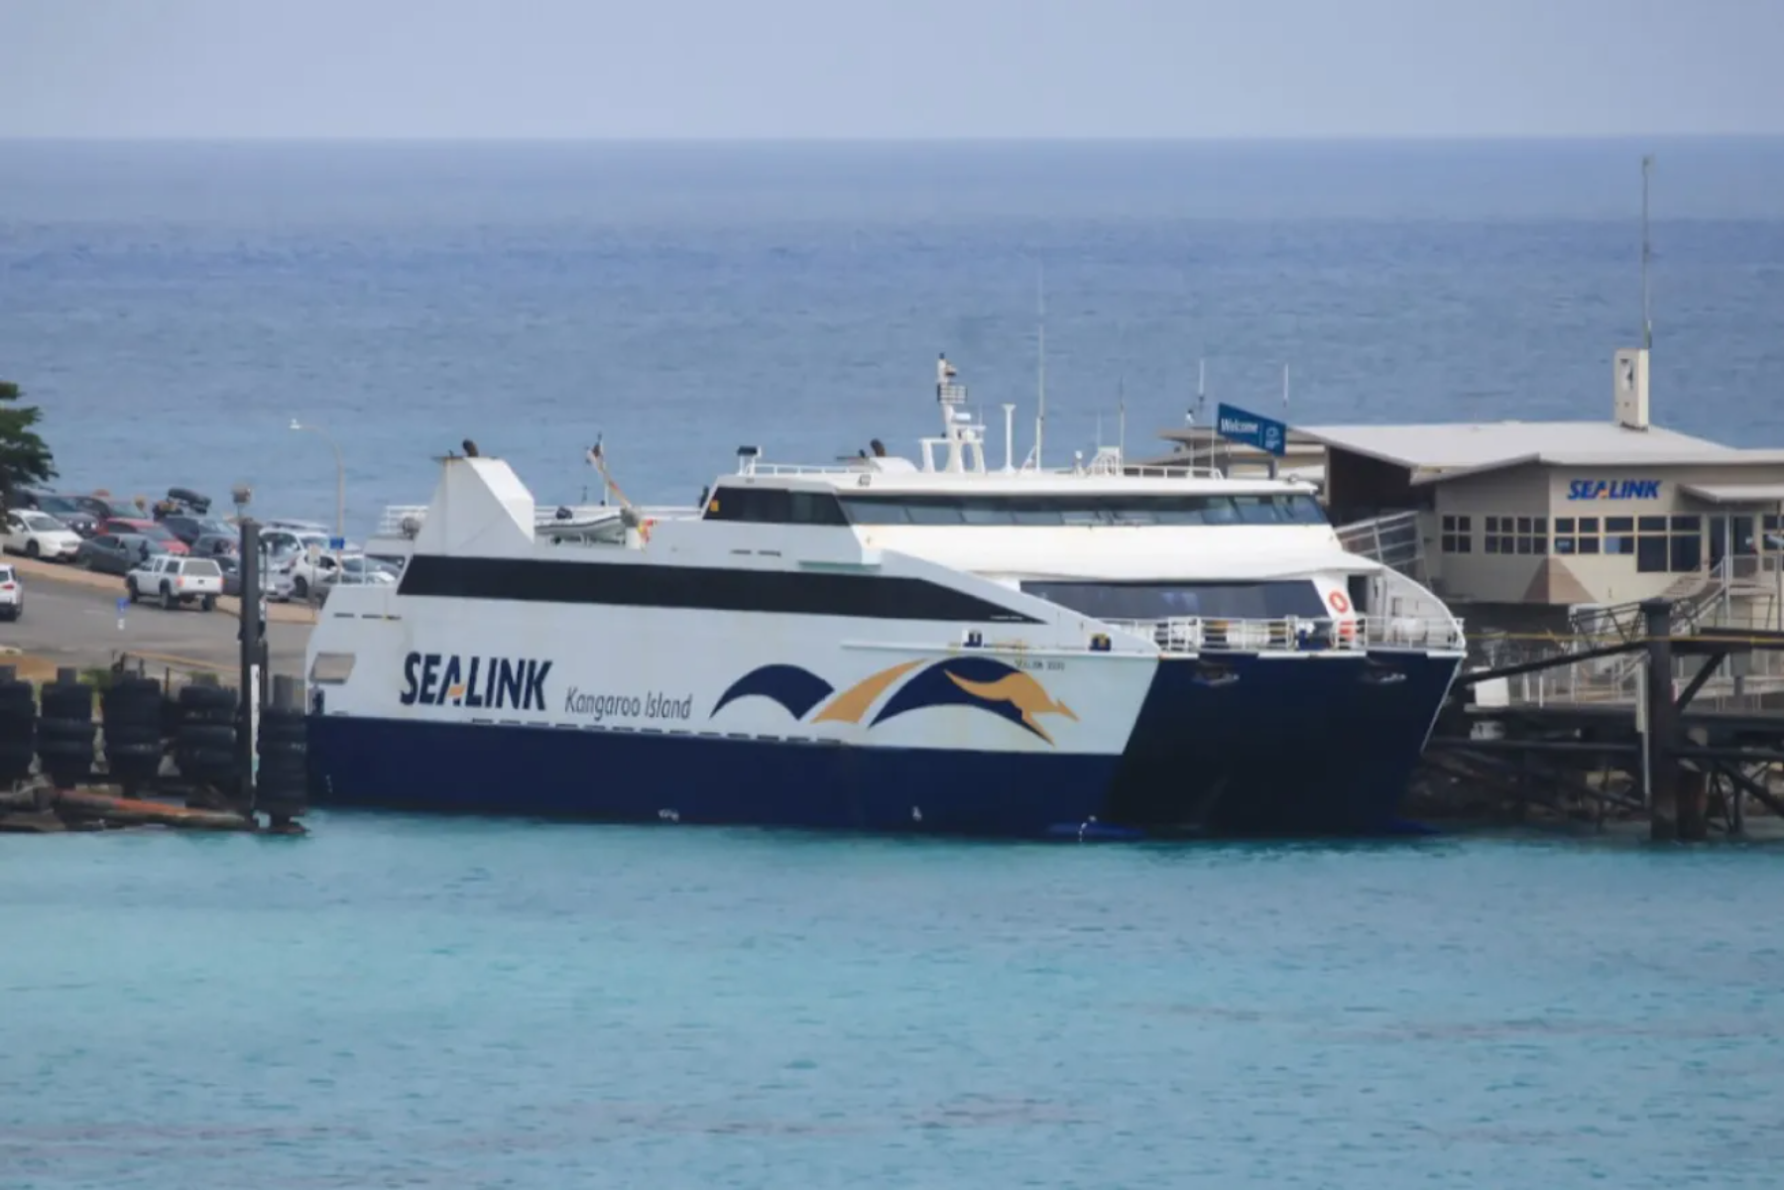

left=0, top=0, right=1778, bottom=139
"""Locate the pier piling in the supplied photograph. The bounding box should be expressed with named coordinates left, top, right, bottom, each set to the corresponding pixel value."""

left=236, top=519, right=264, bottom=809
left=1641, top=599, right=1679, bottom=841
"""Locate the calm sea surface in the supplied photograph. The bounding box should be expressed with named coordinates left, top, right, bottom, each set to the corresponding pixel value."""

left=0, top=139, right=1779, bottom=525
left=0, top=819, right=1780, bottom=1189
left=0, top=141, right=1779, bottom=1187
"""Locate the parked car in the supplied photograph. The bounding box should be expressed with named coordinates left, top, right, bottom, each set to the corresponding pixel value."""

left=79, top=533, right=169, bottom=575
left=2, top=510, right=83, bottom=561
left=261, top=524, right=337, bottom=557
left=189, top=532, right=239, bottom=560
left=28, top=495, right=101, bottom=538
left=72, top=494, right=141, bottom=522
left=125, top=554, right=224, bottom=612
left=0, top=563, right=20, bottom=621
left=288, top=550, right=393, bottom=601
left=97, top=517, right=190, bottom=555
left=316, top=561, right=399, bottom=604
left=215, top=554, right=296, bottom=601
left=160, top=514, right=237, bottom=547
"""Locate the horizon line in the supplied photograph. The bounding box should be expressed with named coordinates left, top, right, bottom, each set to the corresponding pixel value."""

left=0, top=132, right=1777, bottom=146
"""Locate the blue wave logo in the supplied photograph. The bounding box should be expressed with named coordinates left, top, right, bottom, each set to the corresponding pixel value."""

left=712, top=657, right=1075, bottom=744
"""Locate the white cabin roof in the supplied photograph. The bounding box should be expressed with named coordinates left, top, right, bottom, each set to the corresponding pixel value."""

left=1293, top=420, right=1780, bottom=478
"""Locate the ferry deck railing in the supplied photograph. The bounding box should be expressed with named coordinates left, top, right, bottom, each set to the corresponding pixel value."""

left=1103, top=614, right=1466, bottom=656
left=373, top=503, right=700, bottom=540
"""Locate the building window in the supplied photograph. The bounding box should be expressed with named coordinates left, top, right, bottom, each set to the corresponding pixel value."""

left=1668, top=515, right=1702, bottom=572
left=1485, top=514, right=1547, bottom=556
left=1763, top=514, right=1781, bottom=553
left=1440, top=514, right=1471, bottom=554
left=1632, top=515, right=1699, bottom=574
left=1554, top=516, right=1601, bottom=556
left=1604, top=516, right=1635, bottom=555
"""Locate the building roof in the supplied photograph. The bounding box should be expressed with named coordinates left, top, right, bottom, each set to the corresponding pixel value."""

left=1679, top=482, right=1785, bottom=506
left=1288, top=421, right=1783, bottom=487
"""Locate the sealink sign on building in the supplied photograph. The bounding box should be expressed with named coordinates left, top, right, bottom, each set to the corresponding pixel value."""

left=1566, top=479, right=1662, bottom=501
left=1215, top=403, right=1287, bottom=458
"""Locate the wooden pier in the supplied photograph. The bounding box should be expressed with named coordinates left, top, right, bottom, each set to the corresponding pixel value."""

left=1419, top=600, right=1782, bottom=839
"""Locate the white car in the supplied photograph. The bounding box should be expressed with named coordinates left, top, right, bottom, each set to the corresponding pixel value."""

left=0, top=564, right=20, bottom=620
left=288, top=550, right=391, bottom=601
left=3, top=510, right=82, bottom=561
left=126, top=554, right=225, bottom=612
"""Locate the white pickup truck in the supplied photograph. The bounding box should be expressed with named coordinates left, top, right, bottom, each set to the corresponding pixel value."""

left=125, top=554, right=225, bottom=612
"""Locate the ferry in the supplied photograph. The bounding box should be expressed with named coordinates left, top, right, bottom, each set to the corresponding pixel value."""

left=307, top=358, right=1468, bottom=837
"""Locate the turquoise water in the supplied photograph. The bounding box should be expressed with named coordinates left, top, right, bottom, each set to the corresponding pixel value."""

left=1, top=815, right=1778, bottom=1188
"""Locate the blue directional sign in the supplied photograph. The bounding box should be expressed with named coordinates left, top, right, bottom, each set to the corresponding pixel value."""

left=1215, top=402, right=1288, bottom=457
left=328, top=536, right=346, bottom=551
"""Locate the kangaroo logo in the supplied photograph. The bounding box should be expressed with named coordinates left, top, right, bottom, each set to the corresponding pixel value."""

left=712, top=656, right=1076, bottom=744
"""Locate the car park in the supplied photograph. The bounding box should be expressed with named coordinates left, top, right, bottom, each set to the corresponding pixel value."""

left=2, top=510, right=83, bottom=561
left=125, top=554, right=224, bottom=612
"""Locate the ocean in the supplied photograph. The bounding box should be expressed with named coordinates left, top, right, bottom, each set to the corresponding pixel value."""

left=0, top=138, right=1779, bottom=525
left=1, top=820, right=1781, bottom=1189
left=0, top=139, right=1780, bottom=1188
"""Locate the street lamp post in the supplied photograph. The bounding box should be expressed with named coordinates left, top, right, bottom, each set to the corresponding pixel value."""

left=289, top=419, right=346, bottom=543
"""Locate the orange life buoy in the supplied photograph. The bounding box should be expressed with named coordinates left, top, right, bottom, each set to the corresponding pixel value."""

left=1327, top=589, right=1351, bottom=615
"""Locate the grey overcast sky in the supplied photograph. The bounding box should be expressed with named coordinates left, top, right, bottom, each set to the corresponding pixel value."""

left=0, top=0, right=1778, bottom=139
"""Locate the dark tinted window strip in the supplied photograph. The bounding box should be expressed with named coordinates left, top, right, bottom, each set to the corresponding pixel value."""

left=398, top=555, right=1040, bottom=622
left=703, top=486, right=850, bottom=526
left=838, top=492, right=1327, bottom=527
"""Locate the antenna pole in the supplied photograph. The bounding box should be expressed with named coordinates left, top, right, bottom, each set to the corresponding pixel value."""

left=1035, top=262, right=1047, bottom=469
left=1117, top=372, right=1127, bottom=466
left=1641, top=153, right=1653, bottom=352
left=1196, top=356, right=1208, bottom=469
left=1282, top=361, right=1290, bottom=413
left=1001, top=403, right=1015, bottom=472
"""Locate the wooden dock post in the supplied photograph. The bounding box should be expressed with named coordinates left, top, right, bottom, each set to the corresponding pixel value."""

left=1642, top=598, right=1678, bottom=842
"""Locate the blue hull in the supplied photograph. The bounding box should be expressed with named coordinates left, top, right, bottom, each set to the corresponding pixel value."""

left=306, top=651, right=1460, bottom=838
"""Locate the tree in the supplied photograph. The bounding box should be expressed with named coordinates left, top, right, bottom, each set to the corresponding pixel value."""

left=0, top=381, right=57, bottom=513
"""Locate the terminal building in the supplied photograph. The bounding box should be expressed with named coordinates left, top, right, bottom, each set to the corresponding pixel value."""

left=1142, top=348, right=1782, bottom=629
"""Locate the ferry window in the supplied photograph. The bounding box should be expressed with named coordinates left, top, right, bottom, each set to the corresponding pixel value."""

left=787, top=491, right=849, bottom=526
left=1022, top=580, right=1326, bottom=622
left=1637, top=535, right=1668, bottom=573
left=704, top=487, right=847, bottom=526
left=1230, top=495, right=1282, bottom=525
left=836, top=493, right=1322, bottom=527
left=1637, top=516, right=1667, bottom=533
left=1194, top=497, right=1239, bottom=525
left=904, top=500, right=966, bottom=526
left=1440, top=514, right=1471, bottom=554
left=1277, top=494, right=1328, bottom=524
